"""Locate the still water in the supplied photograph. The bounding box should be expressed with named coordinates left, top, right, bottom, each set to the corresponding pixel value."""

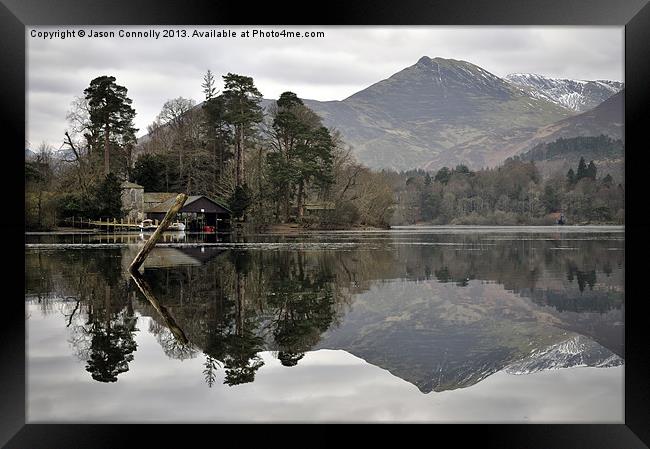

left=25, top=226, right=624, bottom=422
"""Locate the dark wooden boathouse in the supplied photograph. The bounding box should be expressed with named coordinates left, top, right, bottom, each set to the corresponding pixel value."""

left=146, top=195, right=231, bottom=232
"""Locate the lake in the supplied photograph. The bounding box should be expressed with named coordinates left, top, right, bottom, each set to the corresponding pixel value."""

left=25, top=226, right=624, bottom=423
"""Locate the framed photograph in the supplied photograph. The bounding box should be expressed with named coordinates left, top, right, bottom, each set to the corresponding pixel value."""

left=4, top=0, right=649, bottom=446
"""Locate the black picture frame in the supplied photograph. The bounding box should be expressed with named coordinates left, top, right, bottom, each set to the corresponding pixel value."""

left=3, top=0, right=649, bottom=446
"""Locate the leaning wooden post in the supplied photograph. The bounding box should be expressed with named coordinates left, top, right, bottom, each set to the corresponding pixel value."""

left=129, top=193, right=187, bottom=273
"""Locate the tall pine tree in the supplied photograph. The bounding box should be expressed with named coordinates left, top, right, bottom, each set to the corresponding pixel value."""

left=587, top=160, right=597, bottom=180
left=84, top=76, right=137, bottom=175
left=576, top=157, right=588, bottom=181
left=567, top=168, right=576, bottom=186
left=222, top=74, right=263, bottom=188
left=267, top=92, right=335, bottom=221
left=201, top=70, right=217, bottom=100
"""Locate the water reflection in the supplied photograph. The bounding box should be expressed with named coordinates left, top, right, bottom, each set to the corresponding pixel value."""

left=25, top=230, right=624, bottom=394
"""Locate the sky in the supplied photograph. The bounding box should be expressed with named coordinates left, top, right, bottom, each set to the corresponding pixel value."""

left=26, top=26, right=624, bottom=149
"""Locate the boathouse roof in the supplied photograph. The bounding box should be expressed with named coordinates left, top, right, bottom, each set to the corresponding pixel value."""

left=145, top=194, right=231, bottom=214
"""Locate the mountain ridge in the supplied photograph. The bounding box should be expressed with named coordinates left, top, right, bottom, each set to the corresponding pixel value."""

left=268, top=56, right=574, bottom=170
left=138, top=56, right=622, bottom=172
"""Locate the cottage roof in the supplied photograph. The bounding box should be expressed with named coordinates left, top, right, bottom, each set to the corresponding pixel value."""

left=121, top=181, right=144, bottom=189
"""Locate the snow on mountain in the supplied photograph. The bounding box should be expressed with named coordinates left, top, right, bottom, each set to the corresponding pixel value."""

left=504, top=335, right=623, bottom=375
left=505, top=73, right=623, bottom=113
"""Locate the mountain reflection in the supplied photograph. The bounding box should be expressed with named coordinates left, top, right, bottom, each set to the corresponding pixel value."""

left=25, top=231, right=624, bottom=391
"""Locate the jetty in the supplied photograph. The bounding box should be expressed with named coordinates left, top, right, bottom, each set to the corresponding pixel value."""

left=61, top=216, right=157, bottom=232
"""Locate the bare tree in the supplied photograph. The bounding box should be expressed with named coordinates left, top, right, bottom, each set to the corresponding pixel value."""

left=157, top=97, right=197, bottom=187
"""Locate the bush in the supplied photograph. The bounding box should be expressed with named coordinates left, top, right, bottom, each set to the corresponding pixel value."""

left=56, top=173, right=124, bottom=220
left=25, top=191, right=58, bottom=231
left=132, top=153, right=168, bottom=191
left=57, top=193, right=95, bottom=218
left=299, top=214, right=320, bottom=228
left=615, top=209, right=625, bottom=224
left=490, top=211, right=518, bottom=225
left=229, top=184, right=252, bottom=220
left=325, top=202, right=360, bottom=227
left=93, top=173, right=124, bottom=219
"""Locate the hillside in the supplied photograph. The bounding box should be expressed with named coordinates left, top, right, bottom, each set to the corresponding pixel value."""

left=424, top=89, right=624, bottom=170
left=519, top=135, right=624, bottom=182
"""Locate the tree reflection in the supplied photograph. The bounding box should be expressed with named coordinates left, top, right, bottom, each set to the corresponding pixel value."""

left=85, top=311, right=138, bottom=382
left=567, top=266, right=597, bottom=293
left=221, top=330, right=265, bottom=386
left=266, top=253, right=338, bottom=366
left=84, top=286, right=138, bottom=383
left=201, top=301, right=265, bottom=387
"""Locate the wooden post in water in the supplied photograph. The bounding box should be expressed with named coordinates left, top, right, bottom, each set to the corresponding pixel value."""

left=129, top=193, right=188, bottom=273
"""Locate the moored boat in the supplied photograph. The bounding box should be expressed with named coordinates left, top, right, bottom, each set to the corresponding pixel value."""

left=138, top=219, right=186, bottom=231
left=169, top=222, right=186, bottom=231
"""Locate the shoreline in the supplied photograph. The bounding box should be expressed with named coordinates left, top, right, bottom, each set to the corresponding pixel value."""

left=25, top=223, right=625, bottom=236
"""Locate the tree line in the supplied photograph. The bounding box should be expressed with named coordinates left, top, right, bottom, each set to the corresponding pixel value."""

left=26, top=72, right=394, bottom=230
left=390, top=156, right=623, bottom=225
left=25, top=72, right=624, bottom=230
left=522, top=135, right=624, bottom=162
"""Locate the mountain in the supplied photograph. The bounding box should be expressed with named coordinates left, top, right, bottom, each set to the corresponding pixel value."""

left=505, top=73, right=623, bottom=113
left=259, top=57, right=573, bottom=171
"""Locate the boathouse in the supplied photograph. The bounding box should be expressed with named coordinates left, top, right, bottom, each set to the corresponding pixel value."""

left=145, top=194, right=231, bottom=232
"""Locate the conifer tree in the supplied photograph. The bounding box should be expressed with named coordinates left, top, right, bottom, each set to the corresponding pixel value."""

left=222, top=74, right=263, bottom=188
left=576, top=157, right=588, bottom=180
left=587, top=160, right=597, bottom=180
left=201, top=70, right=217, bottom=100
left=434, top=167, right=451, bottom=184
left=267, top=92, right=335, bottom=221
left=84, top=76, right=137, bottom=175
left=602, top=173, right=613, bottom=186
left=567, top=168, right=576, bottom=186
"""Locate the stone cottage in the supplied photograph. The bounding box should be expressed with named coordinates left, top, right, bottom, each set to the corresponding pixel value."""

left=120, top=181, right=145, bottom=222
